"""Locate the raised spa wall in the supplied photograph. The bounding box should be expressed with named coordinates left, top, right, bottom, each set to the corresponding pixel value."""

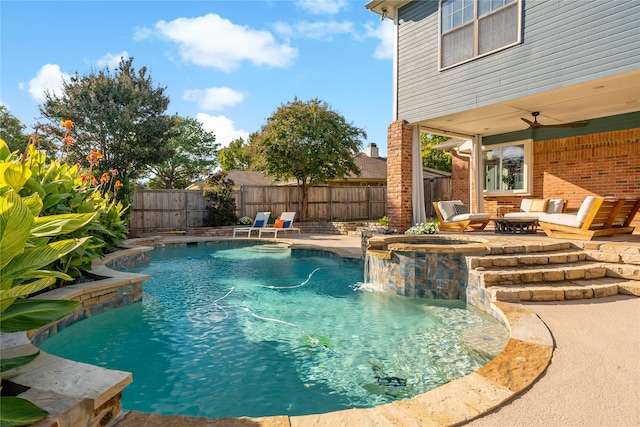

left=365, top=234, right=499, bottom=319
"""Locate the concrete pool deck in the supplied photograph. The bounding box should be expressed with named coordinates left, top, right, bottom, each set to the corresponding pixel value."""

left=110, top=231, right=640, bottom=427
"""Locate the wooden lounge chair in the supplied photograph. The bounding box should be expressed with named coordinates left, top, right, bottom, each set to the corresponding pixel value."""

left=538, top=196, right=640, bottom=240
left=232, top=211, right=271, bottom=237
left=259, top=212, right=301, bottom=238
left=433, top=201, right=490, bottom=232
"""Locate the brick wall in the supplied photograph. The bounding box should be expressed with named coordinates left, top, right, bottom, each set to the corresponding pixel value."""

left=386, top=120, right=414, bottom=232
left=456, top=128, right=640, bottom=228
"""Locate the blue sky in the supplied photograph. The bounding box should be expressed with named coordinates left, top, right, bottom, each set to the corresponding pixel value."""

left=0, top=0, right=394, bottom=156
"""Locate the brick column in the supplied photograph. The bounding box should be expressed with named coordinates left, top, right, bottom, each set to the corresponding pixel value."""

left=387, top=120, right=414, bottom=232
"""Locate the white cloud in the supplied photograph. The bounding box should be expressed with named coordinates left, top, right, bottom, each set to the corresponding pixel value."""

left=297, top=0, right=348, bottom=15
left=274, top=20, right=354, bottom=41
left=154, top=14, right=298, bottom=72
left=364, top=20, right=394, bottom=60
left=133, top=26, right=153, bottom=41
left=26, top=64, right=70, bottom=102
left=96, top=51, right=129, bottom=69
left=197, top=113, right=249, bottom=148
left=183, top=87, right=247, bottom=112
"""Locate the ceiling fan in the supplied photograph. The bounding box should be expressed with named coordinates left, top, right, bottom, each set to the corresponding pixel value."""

left=521, top=111, right=589, bottom=129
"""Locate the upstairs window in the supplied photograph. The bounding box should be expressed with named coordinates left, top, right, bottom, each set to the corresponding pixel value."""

left=440, top=0, right=521, bottom=69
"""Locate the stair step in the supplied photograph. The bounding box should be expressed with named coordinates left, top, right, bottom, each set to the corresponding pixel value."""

left=489, top=277, right=638, bottom=302
left=480, top=261, right=607, bottom=285
left=469, top=250, right=586, bottom=269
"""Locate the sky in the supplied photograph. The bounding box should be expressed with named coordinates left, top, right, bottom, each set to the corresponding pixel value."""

left=0, top=0, right=394, bottom=156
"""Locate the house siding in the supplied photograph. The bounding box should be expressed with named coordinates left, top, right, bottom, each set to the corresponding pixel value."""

left=397, top=0, right=640, bottom=122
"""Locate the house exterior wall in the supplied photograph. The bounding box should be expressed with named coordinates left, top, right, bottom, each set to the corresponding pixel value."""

left=387, top=120, right=414, bottom=231
left=396, top=0, right=640, bottom=122
left=477, top=128, right=640, bottom=228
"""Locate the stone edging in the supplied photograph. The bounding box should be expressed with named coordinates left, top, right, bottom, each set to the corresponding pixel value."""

left=1, top=248, right=153, bottom=427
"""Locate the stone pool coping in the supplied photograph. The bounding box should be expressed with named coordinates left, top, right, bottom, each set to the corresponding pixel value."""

left=2, top=237, right=554, bottom=427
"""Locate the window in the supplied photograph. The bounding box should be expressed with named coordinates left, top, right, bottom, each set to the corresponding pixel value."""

left=483, top=140, right=531, bottom=194
left=440, top=0, right=521, bottom=69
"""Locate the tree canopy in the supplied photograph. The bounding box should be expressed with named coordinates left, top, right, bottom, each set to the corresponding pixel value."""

left=0, top=106, right=30, bottom=152
left=146, top=116, right=218, bottom=189
left=38, top=57, right=177, bottom=204
left=253, top=98, right=365, bottom=220
left=218, top=136, right=252, bottom=171
left=421, top=133, right=452, bottom=172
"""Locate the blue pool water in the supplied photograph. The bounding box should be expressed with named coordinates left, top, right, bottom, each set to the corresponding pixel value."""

left=39, top=243, right=506, bottom=419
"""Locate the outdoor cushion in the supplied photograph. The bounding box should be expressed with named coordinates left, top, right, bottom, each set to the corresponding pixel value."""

left=438, top=200, right=464, bottom=221
left=504, top=212, right=547, bottom=220
left=449, top=213, right=491, bottom=222
left=274, top=219, right=284, bottom=228
left=538, top=213, right=581, bottom=228
left=547, top=199, right=565, bottom=213
left=283, top=220, right=292, bottom=228
left=576, top=196, right=597, bottom=225
left=530, top=199, right=548, bottom=212
left=453, top=204, right=469, bottom=215
left=253, top=219, right=264, bottom=227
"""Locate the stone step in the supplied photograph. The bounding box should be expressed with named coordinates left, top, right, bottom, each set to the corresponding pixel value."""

left=479, top=261, right=607, bottom=286
left=468, top=250, right=587, bottom=269
left=489, top=277, right=640, bottom=302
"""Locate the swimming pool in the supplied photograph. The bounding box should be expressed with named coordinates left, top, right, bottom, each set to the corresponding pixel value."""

left=39, top=242, right=508, bottom=419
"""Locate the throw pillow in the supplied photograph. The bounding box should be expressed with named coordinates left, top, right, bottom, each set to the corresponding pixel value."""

left=530, top=199, right=549, bottom=212
left=274, top=219, right=284, bottom=228
left=253, top=219, right=264, bottom=227
left=453, top=203, right=469, bottom=216
left=283, top=220, right=292, bottom=228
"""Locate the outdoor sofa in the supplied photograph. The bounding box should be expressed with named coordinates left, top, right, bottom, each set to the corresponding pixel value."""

left=433, top=200, right=490, bottom=232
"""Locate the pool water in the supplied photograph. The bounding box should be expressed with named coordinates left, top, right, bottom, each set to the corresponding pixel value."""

left=39, top=243, right=507, bottom=419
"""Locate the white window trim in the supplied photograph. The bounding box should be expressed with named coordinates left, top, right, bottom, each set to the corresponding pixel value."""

left=438, top=0, right=522, bottom=71
left=482, top=139, right=532, bottom=196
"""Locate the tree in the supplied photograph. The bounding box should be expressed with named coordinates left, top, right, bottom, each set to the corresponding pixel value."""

left=253, top=98, right=365, bottom=220
left=218, top=136, right=252, bottom=171
left=146, top=116, right=219, bottom=189
left=38, top=57, right=177, bottom=205
left=203, top=171, right=238, bottom=226
left=0, top=105, right=30, bottom=152
left=421, top=133, right=452, bottom=172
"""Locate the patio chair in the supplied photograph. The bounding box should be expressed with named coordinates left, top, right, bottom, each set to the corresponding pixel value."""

left=433, top=201, right=490, bottom=232
left=504, top=198, right=567, bottom=220
left=538, top=196, right=640, bottom=240
left=258, top=212, right=301, bottom=238
left=232, top=211, right=271, bottom=237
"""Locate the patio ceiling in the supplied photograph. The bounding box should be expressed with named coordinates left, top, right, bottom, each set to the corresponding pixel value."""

left=416, top=69, right=640, bottom=137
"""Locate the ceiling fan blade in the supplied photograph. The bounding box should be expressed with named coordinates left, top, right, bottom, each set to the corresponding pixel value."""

left=539, top=120, right=589, bottom=128
left=521, top=117, right=537, bottom=127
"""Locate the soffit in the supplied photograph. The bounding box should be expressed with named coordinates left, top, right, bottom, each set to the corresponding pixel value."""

left=414, top=69, right=640, bottom=137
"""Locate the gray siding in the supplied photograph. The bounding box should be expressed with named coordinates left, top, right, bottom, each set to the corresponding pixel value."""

left=397, top=0, right=640, bottom=122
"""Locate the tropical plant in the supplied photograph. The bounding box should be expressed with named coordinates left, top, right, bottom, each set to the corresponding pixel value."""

left=252, top=98, right=365, bottom=220
left=6, top=124, right=128, bottom=283
left=0, top=144, right=97, bottom=426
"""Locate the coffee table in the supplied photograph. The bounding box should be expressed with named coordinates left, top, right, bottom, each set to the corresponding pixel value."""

left=491, top=217, right=539, bottom=234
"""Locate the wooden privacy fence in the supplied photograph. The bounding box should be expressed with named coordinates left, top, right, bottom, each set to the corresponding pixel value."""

left=128, top=185, right=387, bottom=234
left=128, top=178, right=450, bottom=233
left=424, top=177, right=452, bottom=219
